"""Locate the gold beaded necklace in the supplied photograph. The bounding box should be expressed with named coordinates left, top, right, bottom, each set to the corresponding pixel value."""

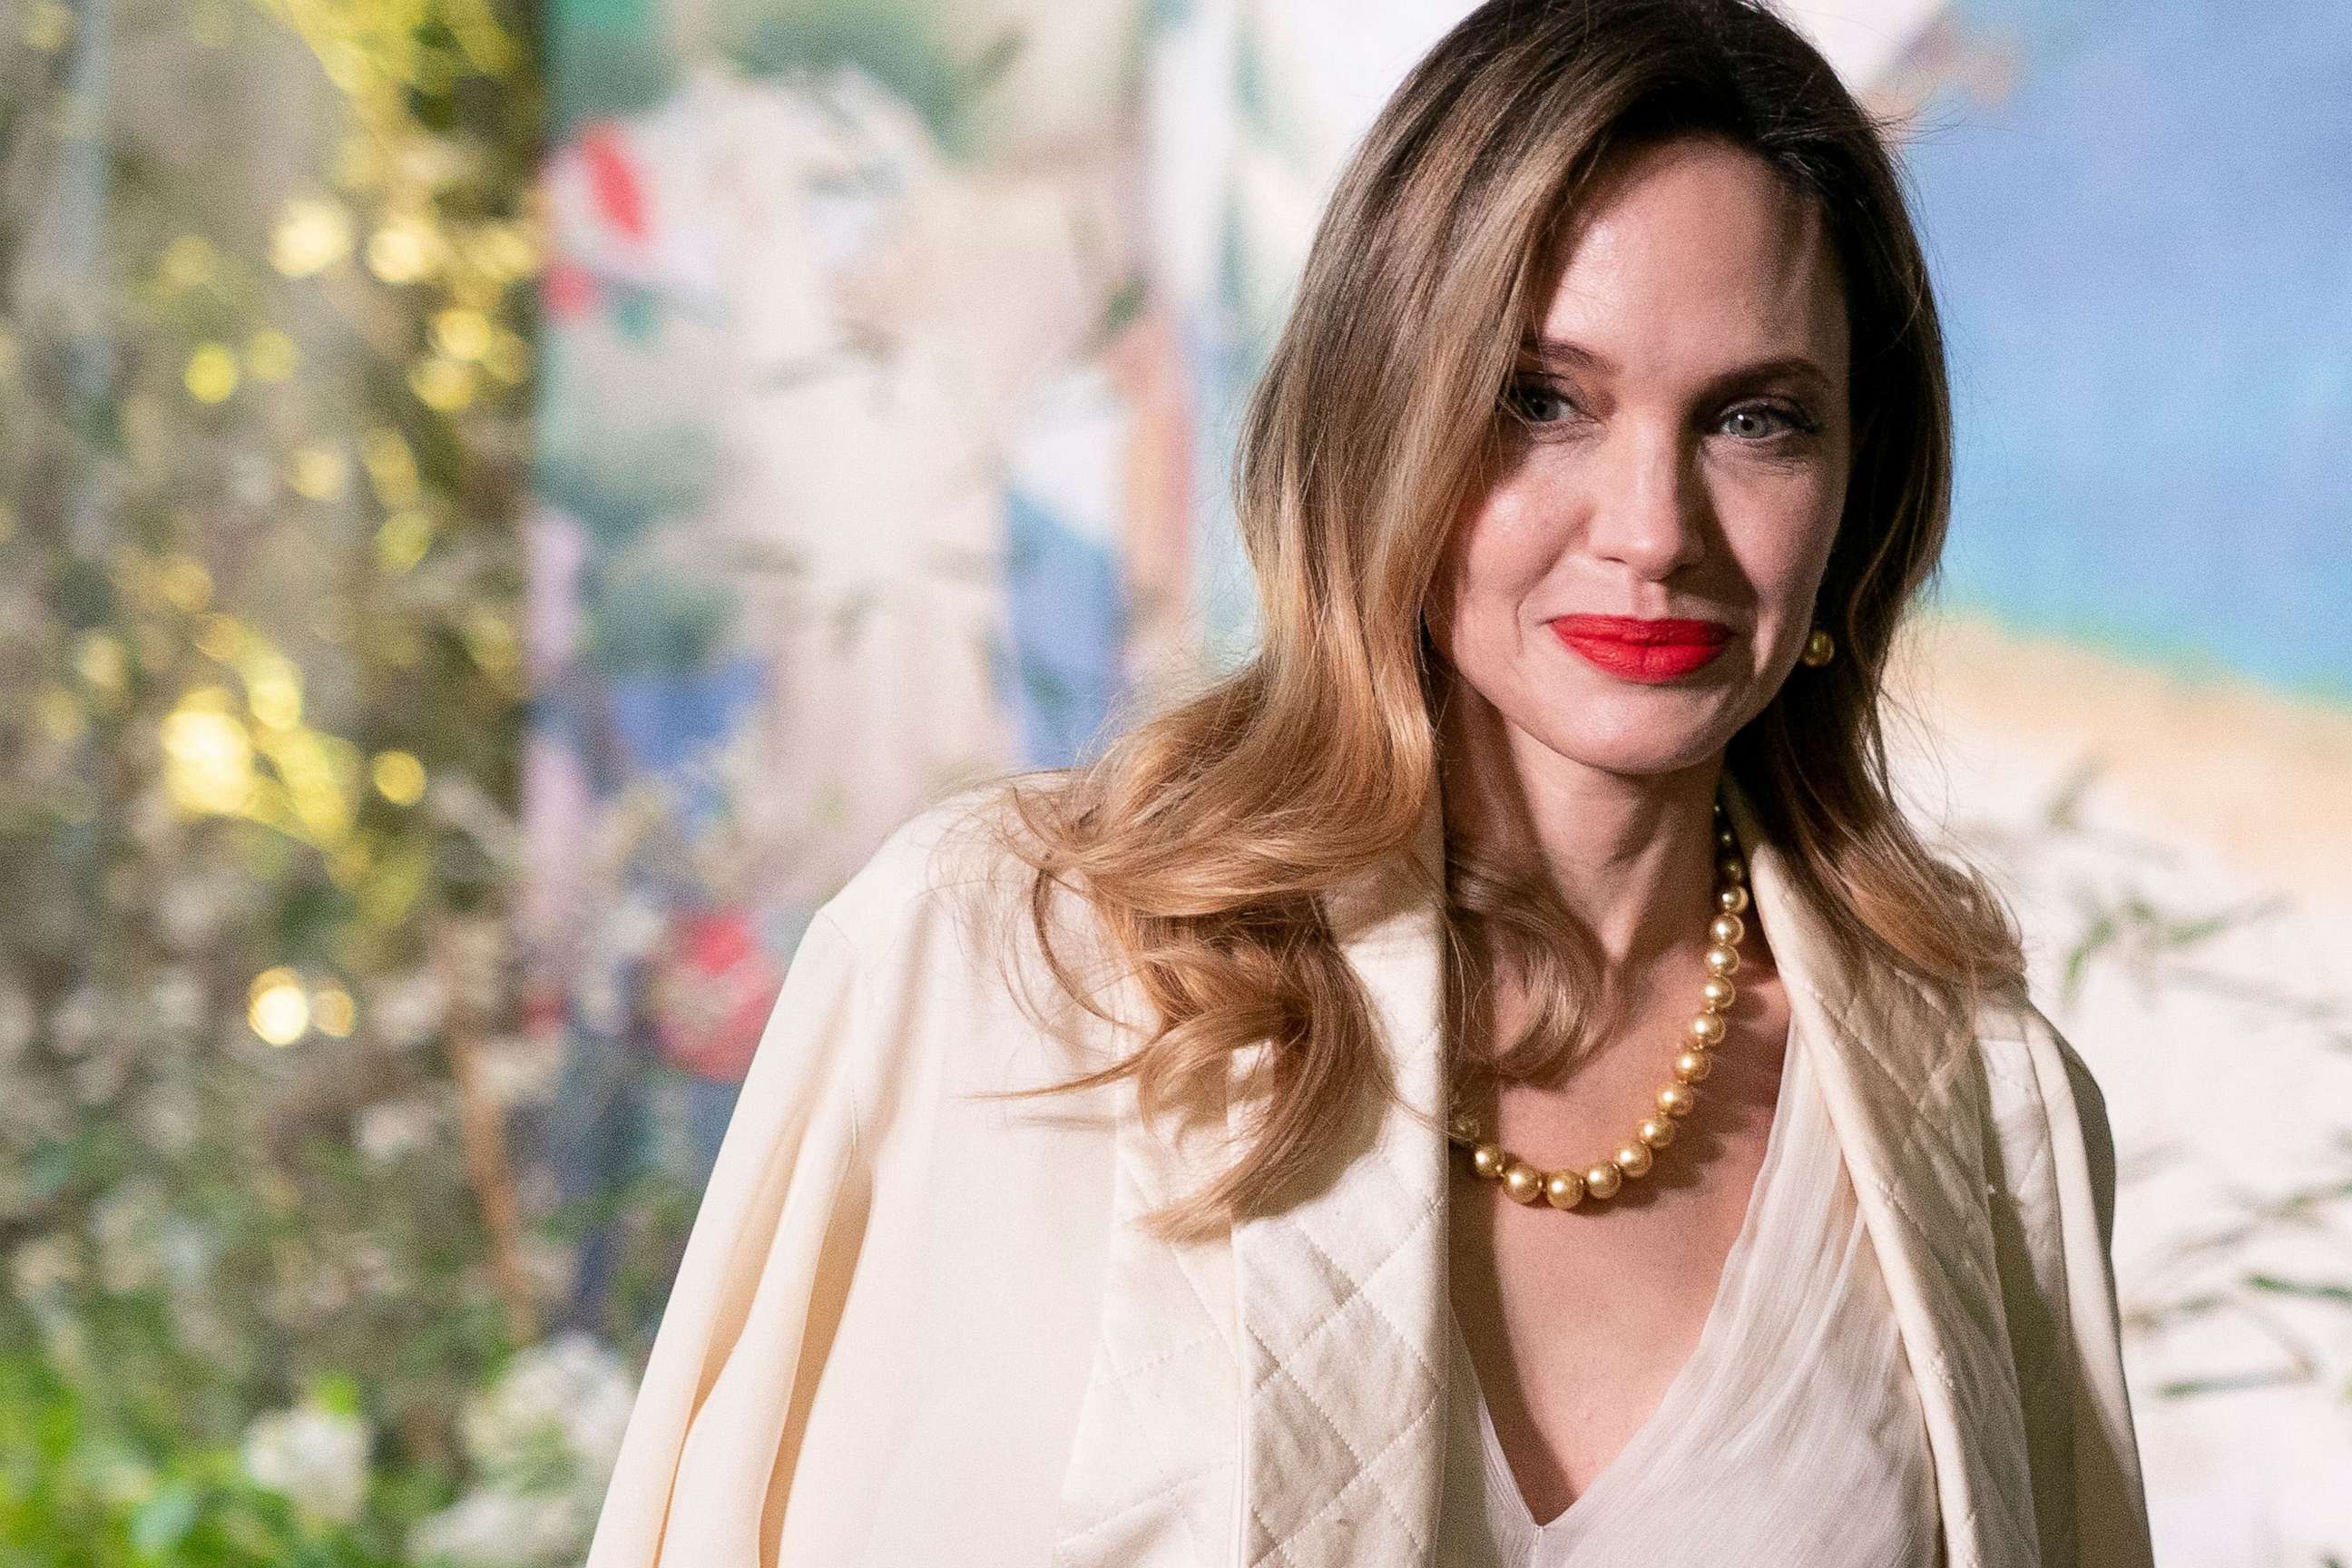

left=1446, top=794, right=1750, bottom=1210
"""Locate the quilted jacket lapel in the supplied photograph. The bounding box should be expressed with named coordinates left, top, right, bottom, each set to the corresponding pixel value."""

left=1227, top=792, right=1454, bottom=1568
left=1047, top=997, right=1244, bottom=1568
left=1049, top=795, right=1451, bottom=1568
left=1720, top=775, right=2036, bottom=1568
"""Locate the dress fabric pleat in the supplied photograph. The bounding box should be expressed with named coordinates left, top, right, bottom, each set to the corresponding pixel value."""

left=1437, top=1011, right=1943, bottom=1566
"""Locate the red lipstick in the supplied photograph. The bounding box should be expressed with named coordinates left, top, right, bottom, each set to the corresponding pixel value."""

left=1548, top=614, right=1731, bottom=681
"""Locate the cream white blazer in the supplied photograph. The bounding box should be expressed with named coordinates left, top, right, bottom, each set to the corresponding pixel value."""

left=583, top=771, right=2156, bottom=1568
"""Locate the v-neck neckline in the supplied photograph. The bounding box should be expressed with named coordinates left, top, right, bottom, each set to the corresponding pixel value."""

left=1449, top=1008, right=1807, bottom=1545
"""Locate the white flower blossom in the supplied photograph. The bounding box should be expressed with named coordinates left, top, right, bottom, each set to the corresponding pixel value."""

left=407, top=1487, right=583, bottom=1567
left=168, top=1286, right=247, bottom=1368
left=462, top=1332, right=637, bottom=1494
left=368, top=971, right=447, bottom=1048
left=413, top=1338, right=632, bottom=1568
left=514, top=1231, right=575, bottom=1308
left=158, top=1214, right=215, bottom=1293
left=476, top=1033, right=564, bottom=1110
left=350, top=1240, right=413, bottom=1298
left=417, top=1335, right=638, bottom=1567
left=355, top=1094, right=442, bottom=1163
left=9, top=1233, right=79, bottom=1301
left=136, top=1086, right=201, bottom=1155
left=50, top=984, right=103, bottom=1059
left=151, top=965, right=207, bottom=1034
left=38, top=1309, right=92, bottom=1379
left=125, top=782, right=175, bottom=849
left=153, top=873, right=230, bottom=952
left=240, top=1401, right=372, bottom=1524
left=89, top=1179, right=168, bottom=1294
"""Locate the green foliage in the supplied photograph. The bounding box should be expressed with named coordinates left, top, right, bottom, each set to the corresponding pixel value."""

left=0, top=0, right=662, bottom=1559
left=0, top=1343, right=410, bottom=1567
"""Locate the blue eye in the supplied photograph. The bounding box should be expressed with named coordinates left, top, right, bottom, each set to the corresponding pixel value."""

left=1504, top=377, right=1576, bottom=425
left=1720, top=404, right=1813, bottom=441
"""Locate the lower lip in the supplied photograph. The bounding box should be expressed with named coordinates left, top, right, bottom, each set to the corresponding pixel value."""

left=1549, top=622, right=1729, bottom=681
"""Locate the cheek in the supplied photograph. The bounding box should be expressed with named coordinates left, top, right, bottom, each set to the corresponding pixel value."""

left=1433, top=530, right=1568, bottom=712
left=1800, top=477, right=1847, bottom=591
left=1727, top=467, right=1845, bottom=604
left=1441, top=493, right=1554, bottom=632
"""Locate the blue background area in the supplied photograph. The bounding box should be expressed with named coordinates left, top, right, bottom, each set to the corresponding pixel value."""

left=1905, top=0, right=2352, bottom=701
left=1001, top=488, right=1129, bottom=767
left=607, top=655, right=768, bottom=829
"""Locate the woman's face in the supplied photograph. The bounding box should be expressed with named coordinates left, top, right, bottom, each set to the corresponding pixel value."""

left=1426, top=133, right=1853, bottom=780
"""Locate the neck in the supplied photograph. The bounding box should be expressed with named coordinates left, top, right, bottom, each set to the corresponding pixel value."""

left=1435, top=677, right=1728, bottom=986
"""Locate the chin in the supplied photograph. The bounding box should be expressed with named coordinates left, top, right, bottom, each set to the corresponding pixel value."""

left=1528, top=726, right=1726, bottom=779
left=1509, top=687, right=1722, bottom=770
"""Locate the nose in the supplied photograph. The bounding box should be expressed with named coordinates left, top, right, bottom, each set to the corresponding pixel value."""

left=1585, top=421, right=1707, bottom=581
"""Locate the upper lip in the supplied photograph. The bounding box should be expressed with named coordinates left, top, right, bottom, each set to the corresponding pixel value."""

left=1548, top=613, right=1732, bottom=644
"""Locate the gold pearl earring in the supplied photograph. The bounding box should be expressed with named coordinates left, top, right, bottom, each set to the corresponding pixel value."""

left=1800, top=627, right=1836, bottom=667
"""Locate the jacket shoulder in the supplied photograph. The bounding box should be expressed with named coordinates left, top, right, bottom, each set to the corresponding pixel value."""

left=1969, top=984, right=2119, bottom=1252
left=812, top=776, right=1142, bottom=1045
left=816, top=779, right=1103, bottom=957
left=817, top=781, right=1034, bottom=944
left=1965, top=985, right=2155, bottom=1565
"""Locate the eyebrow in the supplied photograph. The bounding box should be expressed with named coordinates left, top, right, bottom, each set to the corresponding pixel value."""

left=1517, top=333, right=1838, bottom=397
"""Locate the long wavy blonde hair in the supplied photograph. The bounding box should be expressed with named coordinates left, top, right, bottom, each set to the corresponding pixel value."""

left=975, top=0, right=2024, bottom=1242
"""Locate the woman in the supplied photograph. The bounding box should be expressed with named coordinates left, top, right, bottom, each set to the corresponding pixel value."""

left=584, top=1, right=2154, bottom=1564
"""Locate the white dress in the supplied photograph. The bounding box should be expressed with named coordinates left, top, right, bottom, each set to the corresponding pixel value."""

left=1437, top=1011, right=1943, bottom=1565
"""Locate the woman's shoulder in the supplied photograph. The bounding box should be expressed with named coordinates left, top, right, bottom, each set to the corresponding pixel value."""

left=815, top=779, right=1050, bottom=942
left=815, top=781, right=1028, bottom=941
left=810, top=775, right=1133, bottom=1019
left=1960, top=984, right=2150, bottom=1556
left=1966, top=980, right=2122, bottom=1254
left=1968, top=985, right=2111, bottom=1139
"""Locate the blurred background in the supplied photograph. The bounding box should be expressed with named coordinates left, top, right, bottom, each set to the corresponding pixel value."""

left=2, top=0, right=2347, bottom=1562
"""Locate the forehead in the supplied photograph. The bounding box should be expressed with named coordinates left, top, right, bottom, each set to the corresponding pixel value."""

left=1532, top=135, right=1848, bottom=374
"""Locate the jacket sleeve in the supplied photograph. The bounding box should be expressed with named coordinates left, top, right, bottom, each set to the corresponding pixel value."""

left=583, top=906, right=877, bottom=1568
left=2018, top=1000, right=2157, bottom=1568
